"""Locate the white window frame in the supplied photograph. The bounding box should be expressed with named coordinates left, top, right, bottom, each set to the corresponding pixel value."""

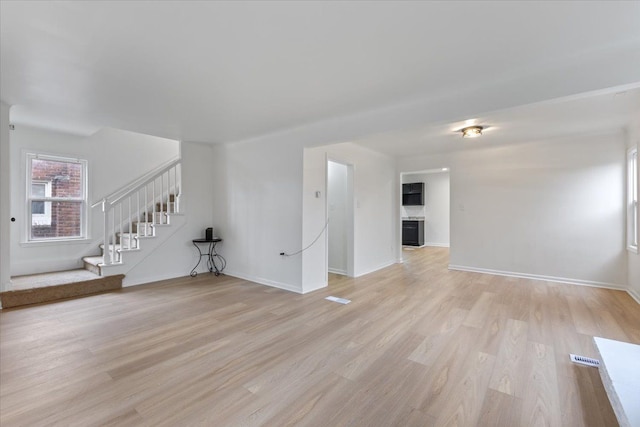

left=31, top=180, right=52, bottom=226
left=26, top=153, right=88, bottom=242
left=628, top=146, right=638, bottom=253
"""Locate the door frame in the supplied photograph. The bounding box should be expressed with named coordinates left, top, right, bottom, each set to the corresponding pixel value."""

left=398, top=167, right=450, bottom=262
left=326, top=157, right=355, bottom=278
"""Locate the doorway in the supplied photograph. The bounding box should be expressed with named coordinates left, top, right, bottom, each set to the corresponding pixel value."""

left=400, top=168, right=450, bottom=262
left=327, top=159, right=354, bottom=277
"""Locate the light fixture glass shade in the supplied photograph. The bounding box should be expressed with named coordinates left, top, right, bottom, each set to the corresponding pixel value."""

left=461, top=126, right=483, bottom=138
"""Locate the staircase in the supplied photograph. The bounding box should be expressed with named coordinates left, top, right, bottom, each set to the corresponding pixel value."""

left=0, top=159, right=183, bottom=309
left=83, top=158, right=183, bottom=277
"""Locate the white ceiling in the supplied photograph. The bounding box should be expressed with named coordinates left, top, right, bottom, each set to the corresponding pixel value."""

left=354, top=87, right=640, bottom=157
left=2, top=1, right=640, bottom=147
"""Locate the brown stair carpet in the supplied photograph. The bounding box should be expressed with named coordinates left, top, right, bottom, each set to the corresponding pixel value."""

left=1, top=273, right=124, bottom=309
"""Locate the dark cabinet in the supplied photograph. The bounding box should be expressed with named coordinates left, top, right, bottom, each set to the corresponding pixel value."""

left=402, top=182, right=424, bottom=206
left=402, top=220, right=424, bottom=246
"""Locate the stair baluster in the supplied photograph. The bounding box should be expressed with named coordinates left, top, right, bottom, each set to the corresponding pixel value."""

left=111, top=208, right=116, bottom=264
left=89, top=159, right=182, bottom=272
left=127, top=196, right=131, bottom=250
left=160, top=172, right=164, bottom=218
left=136, top=191, right=140, bottom=242
left=152, top=180, right=156, bottom=226
left=144, top=185, right=149, bottom=236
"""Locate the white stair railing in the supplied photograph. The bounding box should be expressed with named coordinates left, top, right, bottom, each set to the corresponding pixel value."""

left=91, top=159, right=181, bottom=267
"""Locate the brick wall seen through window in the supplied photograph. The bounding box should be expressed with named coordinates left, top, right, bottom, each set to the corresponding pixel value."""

left=27, top=154, right=87, bottom=240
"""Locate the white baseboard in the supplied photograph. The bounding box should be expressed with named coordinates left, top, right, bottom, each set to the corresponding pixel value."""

left=123, top=272, right=186, bottom=287
left=223, top=270, right=303, bottom=294
left=302, top=281, right=328, bottom=294
left=628, top=287, right=640, bottom=305
left=355, top=259, right=396, bottom=278
left=448, top=264, right=627, bottom=291
left=328, top=268, right=347, bottom=275
left=424, top=242, right=450, bottom=248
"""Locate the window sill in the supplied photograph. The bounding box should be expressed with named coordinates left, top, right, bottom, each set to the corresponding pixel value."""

left=20, top=238, right=93, bottom=248
left=628, top=245, right=638, bottom=254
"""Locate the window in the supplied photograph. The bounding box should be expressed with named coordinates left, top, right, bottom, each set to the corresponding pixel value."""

left=31, top=181, right=52, bottom=225
left=26, top=153, right=88, bottom=241
left=628, top=146, right=638, bottom=252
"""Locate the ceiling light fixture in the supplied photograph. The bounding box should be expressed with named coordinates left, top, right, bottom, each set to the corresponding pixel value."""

left=460, top=126, right=483, bottom=138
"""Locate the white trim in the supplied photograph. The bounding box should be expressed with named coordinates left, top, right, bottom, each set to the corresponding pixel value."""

left=32, top=153, right=84, bottom=163
left=223, top=270, right=303, bottom=294
left=328, top=268, right=348, bottom=275
left=424, top=242, right=450, bottom=248
left=448, top=264, right=627, bottom=291
left=31, top=180, right=52, bottom=225
left=124, top=270, right=325, bottom=295
left=302, top=281, right=328, bottom=294
left=25, top=152, right=88, bottom=242
left=627, top=146, right=638, bottom=252
left=326, top=156, right=356, bottom=280
left=0, top=103, right=11, bottom=295
left=20, top=238, right=93, bottom=247
left=400, top=168, right=450, bottom=176
left=628, top=288, right=640, bottom=305
left=123, top=272, right=185, bottom=288
left=354, top=259, right=397, bottom=278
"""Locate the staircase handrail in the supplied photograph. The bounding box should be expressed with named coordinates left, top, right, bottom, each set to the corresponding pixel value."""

left=91, top=157, right=181, bottom=208
left=91, top=157, right=182, bottom=268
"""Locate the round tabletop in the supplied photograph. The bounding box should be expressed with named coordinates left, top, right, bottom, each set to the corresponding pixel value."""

left=192, top=238, right=222, bottom=243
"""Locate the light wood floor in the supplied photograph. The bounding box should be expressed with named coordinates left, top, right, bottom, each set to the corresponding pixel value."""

left=1, top=247, right=639, bottom=426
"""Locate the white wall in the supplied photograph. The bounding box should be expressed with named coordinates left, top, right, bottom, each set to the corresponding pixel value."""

left=10, top=125, right=180, bottom=276
left=424, top=172, right=450, bottom=247
left=398, top=132, right=627, bottom=288
left=402, top=171, right=450, bottom=247
left=328, top=161, right=348, bottom=274
left=303, top=142, right=397, bottom=292
left=627, top=121, right=640, bottom=302
left=0, top=103, right=10, bottom=292
left=211, top=136, right=393, bottom=295
left=122, top=141, right=215, bottom=286
left=302, top=146, right=329, bottom=292
left=210, top=138, right=305, bottom=293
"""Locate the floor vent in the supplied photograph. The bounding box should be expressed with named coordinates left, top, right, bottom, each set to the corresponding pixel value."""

left=570, top=354, right=600, bottom=367
left=325, top=296, right=351, bottom=305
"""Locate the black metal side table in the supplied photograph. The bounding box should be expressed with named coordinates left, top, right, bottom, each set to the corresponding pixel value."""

left=191, top=238, right=226, bottom=277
